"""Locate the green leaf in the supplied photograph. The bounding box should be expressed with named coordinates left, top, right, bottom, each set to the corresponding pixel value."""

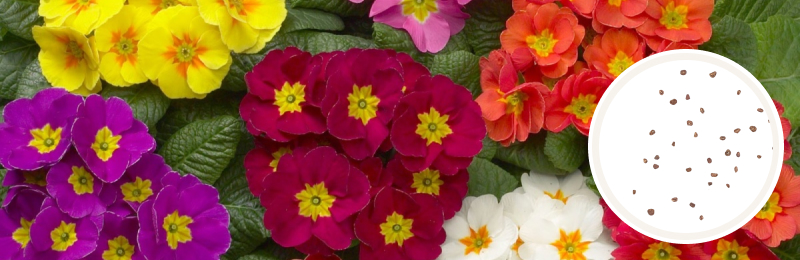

left=750, top=16, right=800, bottom=125
left=281, top=8, right=345, bottom=33
left=371, top=23, right=471, bottom=66
left=772, top=234, right=800, bottom=259
left=462, top=0, right=514, bottom=56
left=467, top=158, right=519, bottom=199
left=155, top=91, right=242, bottom=146
left=495, top=132, right=570, bottom=175
left=101, top=83, right=170, bottom=129
left=14, top=59, right=49, bottom=99
left=0, top=34, right=38, bottom=99
left=712, top=0, right=800, bottom=24
left=264, top=30, right=376, bottom=55
left=0, top=0, right=42, bottom=41
left=222, top=53, right=262, bottom=92
left=544, top=126, right=588, bottom=172
left=161, top=116, right=242, bottom=184
left=699, top=16, right=758, bottom=72
left=430, top=51, right=481, bottom=97
left=0, top=169, right=7, bottom=202
left=787, top=127, right=800, bottom=171
left=224, top=206, right=270, bottom=259
left=287, top=0, right=370, bottom=17
left=342, top=17, right=374, bottom=39
left=215, top=155, right=260, bottom=208
left=258, top=240, right=306, bottom=260
left=477, top=136, right=499, bottom=160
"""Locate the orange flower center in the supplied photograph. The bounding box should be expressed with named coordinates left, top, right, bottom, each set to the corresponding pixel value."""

left=642, top=242, right=682, bottom=260
left=608, top=0, right=625, bottom=7
left=544, top=189, right=569, bottom=204
left=60, top=39, right=86, bottom=69
left=165, top=34, right=207, bottom=78
left=498, top=90, right=528, bottom=116
left=563, top=94, right=597, bottom=124
left=111, top=27, right=139, bottom=66
left=551, top=229, right=590, bottom=260
left=526, top=29, right=558, bottom=57
left=712, top=239, right=750, bottom=260
left=659, top=2, right=689, bottom=30
left=459, top=225, right=492, bottom=255
left=607, top=51, right=634, bottom=77
left=512, top=235, right=524, bottom=253
left=755, top=192, right=782, bottom=221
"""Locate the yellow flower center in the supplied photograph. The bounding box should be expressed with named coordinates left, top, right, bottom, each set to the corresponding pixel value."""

left=159, top=0, right=180, bottom=11
left=551, top=229, right=591, bottom=260
left=175, top=43, right=196, bottom=63
left=459, top=225, right=493, bottom=255
left=163, top=210, right=193, bottom=250
left=379, top=212, right=414, bottom=247
left=563, top=94, right=598, bottom=124
left=23, top=169, right=48, bottom=187
left=347, top=85, right=381, bottom=125
left=12, top=218, right=33, bottom=248
left=544, top=189, right=569, bottom=204
left=269, top=147, right=292, bottom=172
left=415, top=107, right=453, bottom=146
left=756, top=192, right=783, bottom=221
left=50, top=221, right=78, bottom=251
left=642, top=242, right=682, bottom=260
left=296, top=183, right=336, bottom=222
left=121, top=177, right=153, bottom=203
left=411, top=168, right=444, bottom=195
left=526, top=29, right=559, bottom=57
left=712, top=239, right=750, bottom=260
left=608, top=0, right=625, bottom=7
left=274, top=82, right=306, bottom=116
left=91, top=126, right=122, bottom=162
left=68, top=166, right=95, bottom=195
left=28, top=124, right=62, bottom=154
left=607, top=51, right=634, bottom=77
left=498, top=90, right=528, bottom=116
left=660, top=2, right=689, bottom=30
left=102, top=236, right=135, bottom=260
left=116, top=38, right=135, bottom=55
left=401, top=0, right=438, bottom=22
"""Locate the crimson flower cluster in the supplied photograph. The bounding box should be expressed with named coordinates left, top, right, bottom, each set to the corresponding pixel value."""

left=239, top=47, right=485, bottom=259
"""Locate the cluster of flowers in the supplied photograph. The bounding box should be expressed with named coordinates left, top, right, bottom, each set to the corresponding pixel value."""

left=239, top=47, right=486, bottom=259
left=0, top=89, right=230, bottom=260
left=478, top=0, right=714, bottom=146
left=347, top=0, right=473, bottom=53
left=32, top=0, right=287, bottom=98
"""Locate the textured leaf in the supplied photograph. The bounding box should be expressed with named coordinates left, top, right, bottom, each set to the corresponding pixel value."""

left=699, top=16, right=758, bottom=72
left=281, top=8, right=345, bottom=33
left=462, top=0, right=514, bottom=56
left=161, top=116, right=242, bottom=184
left=477, top=136, right=499, bottom=160
left=712, top=0, right=800, bottom=23
left=342, top=17, right=374, bottom=39
left=222, top=53, right=263, bottom=92
left=788, top=128, right=800, bottom=171
left=495, top=132, right=570, bottom=175
left=467, top=158, right=519, bottom=199
left=372, top=23, right=470, bottom=66
left=0, top=0, right=42, bottom=40
left=101, top=83, right=170, bottom=129
left=223, top=206, right=269, bottom=259
left=0, top=34, right=38, bottom=99
left=215, top=155, right=260, bottom=208
left=0, top=169, right=7, bottom=202
left=258, top=240, right=306, bottom=260
left=14, top=59, right=49, bottom=99
left=544, top=126, right=588, bottom=172
left=263, top=30, right=376, bottom=55
left=430, top=51, right=481, bottom=97
left=751, top=16, right=800, bottom=125
left=288, top=0, right=370, bottom=17
left=155, top=91, right=242, bottom=146
left=772, top=234, right=800, bottom=260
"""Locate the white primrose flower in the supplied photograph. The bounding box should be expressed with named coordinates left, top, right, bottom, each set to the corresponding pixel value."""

left=439, top=195, right=519, bottom=260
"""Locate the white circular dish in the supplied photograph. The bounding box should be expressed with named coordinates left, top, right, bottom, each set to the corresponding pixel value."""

left=588, top=49, right=783, bottom=244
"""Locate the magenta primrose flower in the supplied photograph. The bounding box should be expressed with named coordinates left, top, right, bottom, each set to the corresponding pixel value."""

left=114, top=153, right=174, bottom=212
left=86, top=212, right=144, bottom=260
left=2, top=167, right=49, bottom=205
left=47, top=150, right=116, bottom=218
left=387, top=158, right=468, bottom=220
left=0, top=189, right=47, bottom=259
left=26, top=204, right=100, bottom=260
left=370, top=0, right=470, bottom=53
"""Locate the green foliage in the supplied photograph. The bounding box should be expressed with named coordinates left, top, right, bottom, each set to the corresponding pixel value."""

left=155, top=91, right=242, bottom=146
left=0, top=169, right=6, bottom=203
left=13, top=59, right=49, bottom=99
left=699, top=16, right=758, bottom=72
left=222, top=54, right=263, bottom=92
left=0, top=0, right=42, bottom=40
left=288, top=0, right=371, bottom=17
left=215, top=154, right=270, bottom=259
left=372, top=23, right=471, bottom=66
left=750, top=16, right=800, bottom=125
left=462, top=0, right=514, bottom=56
left=101, top=83, right=170, bottom=129
left=430, top=51, right=481, bottom=97
left=477, top=136, right=499, bottom=160
left=772, top=234, right=800, bottom=259
left=0, top=34, right=38, bottom=99
left=712, top=0, right=800, bottom=23
left=495, top=132, right=571, bottom=175
left=467, top=158, right=520, bottom=198
left=544, top=127, right=588, bottom=173
left=161, top=116, right=242, bottom=184
left=282, top=7, right=346, bottom=33
left=264, top=30, right=376, bottom=54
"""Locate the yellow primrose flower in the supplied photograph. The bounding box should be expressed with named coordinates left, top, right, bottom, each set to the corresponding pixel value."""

left=138, top=6, right=232, bottom=99
left=38, top=0, right=125, bottom=35
left=129, top=0, right=196, bottom=15
left=32, top=26, right=101, bottom=95
left=95, top=6, right=152, bottom=87
left=197, top=0, right=286, bottom=53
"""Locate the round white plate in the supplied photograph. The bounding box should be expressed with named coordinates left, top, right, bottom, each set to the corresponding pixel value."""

left=588, top=49, right=783, bottom=244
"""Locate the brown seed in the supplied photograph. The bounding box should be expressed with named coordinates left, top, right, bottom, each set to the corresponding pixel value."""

left=644, top=158, right=648, bottom=163
left=737, top=152, right=741, bottom=157
left=690, top=202, right=696, bottom=208
left=709, top=71, right=717, bottom=78
left=757, top=155, right=762, bottom=159
left=655, top=155, right=660, bottom=160
left=648, top=209, right=655, bottom=216
left=758, top=108, right=764, bottom=113
left=707, top=158, right=712, bottom=163
left=686, top=168, right=692, bottom=172
left=650, top=130, right=656, bottom=135
left=670, top=99, right=678, bottom=105
left=727, top=184, right=730, bottom=188
left=735, top=166, right=738, bottom=172
left=694, top=132, right=698, bottom=137
left=711, top=173, right=718, bottom=177
left=750, top=126, right=757, bottom=132
left=659, top=90, right=664, bottom=95
left=681, top=70, right=687, bottom=75
left=686, top=94, right=691, bottom=100
left=653, top=164, right=659, bottom=169
left=672, top=197, right=678, bottom=202
left=633, top=190, right=636, bottom=194
left=672, top=141, right=676, bottom=147
left=725, top=149, right=731, bottom=156
left=734, top=128, right=741, bottom=133
left=709, top=182, right=713, bottom=186
left=700, top=107, right=705, bottom=114
left=700, top=215, right=704, bottom=220
left=687, top=120, right=693, bottom=126
left=720, top=136, right=726, bottom=140
left=737, top=90, right=741, bottom=95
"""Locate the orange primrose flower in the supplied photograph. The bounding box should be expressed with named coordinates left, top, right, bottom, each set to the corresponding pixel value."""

left=512, top=0, right=596, bottom=18
left=593, top=0, right=648, bottom=28
left=583, top=28, right=646, bottom=79
left=636, top=0, right=713, bottom=50
left=742, top=164, right=800, bottom=247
